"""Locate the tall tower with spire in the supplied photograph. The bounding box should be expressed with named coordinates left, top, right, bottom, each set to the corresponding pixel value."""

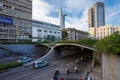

left=59, top=8, right=67, bottom=29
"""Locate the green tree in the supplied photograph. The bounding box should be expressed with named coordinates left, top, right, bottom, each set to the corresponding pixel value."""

left=95, top=31, right=120, bottom=54
left=62, top=30, right=68, bottom=40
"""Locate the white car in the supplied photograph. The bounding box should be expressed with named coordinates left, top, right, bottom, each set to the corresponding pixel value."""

left=17, top=57, right=31, bottom=63
left=33, top=61, right=48, bottom=69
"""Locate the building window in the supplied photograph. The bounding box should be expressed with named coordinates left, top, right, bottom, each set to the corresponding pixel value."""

left=58, top=32, right=60, bottom=34
left=3, top=4, right=11, bottom=8
left=0, top=3, right=3, bottom=7
left=113, top=28, right=115, bottom=30
left=38, top=29, right=41, bottom=32
left=49, top=31, right=52, bottom=33
left=44, top=30, right=47, bottom=32
left=54, top=31, right=56, bottom=34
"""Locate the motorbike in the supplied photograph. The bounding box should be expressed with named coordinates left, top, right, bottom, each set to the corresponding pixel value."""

left=65, top=68, right=70, bottom=74
left=74, top=67, right=78, bottom=73
left=54, top=69, right=60, bottom=76
left=76, top=60, right=79, bottom=64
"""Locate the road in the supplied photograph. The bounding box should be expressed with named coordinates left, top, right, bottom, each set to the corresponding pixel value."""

left=0, top=56, right=91, bottom=80
left=0, top=56, right=42, bottom=64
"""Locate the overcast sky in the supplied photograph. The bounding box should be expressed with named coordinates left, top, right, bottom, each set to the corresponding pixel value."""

left=32, top=0, right=120, bottom=31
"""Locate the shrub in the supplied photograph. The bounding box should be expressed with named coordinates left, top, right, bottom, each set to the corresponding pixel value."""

left=0, top=62, right=23, bottom=71
left=95, top=31, right=120, bottom=54
left=55, top=39, right=97, bottom=47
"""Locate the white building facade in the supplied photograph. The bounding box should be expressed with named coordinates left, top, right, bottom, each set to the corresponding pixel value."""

left=32, top=20, right=61, bottom=42
left=96, top=25, right=120, bottom=39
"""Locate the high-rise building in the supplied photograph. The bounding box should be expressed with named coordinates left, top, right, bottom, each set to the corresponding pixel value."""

left=88, top=2, right=105, bottom=38
left=94, top=2, right=105, bottom=28
left=88, top=8, right=94, bottom=28
left=59, top=8, right=63, bottom=29
left=0, top=0, right=32, bottom=42
left=88, top=8, right=95, bottom=38
left=59, top=8, right=67, bottom=29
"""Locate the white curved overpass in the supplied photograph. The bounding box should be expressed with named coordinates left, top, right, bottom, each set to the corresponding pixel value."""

left=24, top=44, right=95, bottom=67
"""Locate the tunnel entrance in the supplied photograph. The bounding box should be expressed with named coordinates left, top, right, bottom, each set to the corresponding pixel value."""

left=54, top=45, right=93, bottom=61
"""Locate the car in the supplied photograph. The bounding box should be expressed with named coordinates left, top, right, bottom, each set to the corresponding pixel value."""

left=33, top=61, right=48, bottom=69
left=17, top=57, right=31, bottom=63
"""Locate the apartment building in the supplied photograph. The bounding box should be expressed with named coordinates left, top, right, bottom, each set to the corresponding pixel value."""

left=63, top=28, right=89, bottom=40
left=0, top=0, right=32, bottom=42
left=96, top=25, right=120, bottom=39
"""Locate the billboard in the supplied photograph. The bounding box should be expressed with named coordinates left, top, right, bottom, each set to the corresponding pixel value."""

left=0, top=16, right=13, bottom=24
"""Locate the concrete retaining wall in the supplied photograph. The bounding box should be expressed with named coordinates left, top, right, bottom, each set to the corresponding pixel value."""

left=0, top=48, right=11, bottom=57
left=0, top=44, right=50, bottom=56
left=102, top=54, right=120, bottom=80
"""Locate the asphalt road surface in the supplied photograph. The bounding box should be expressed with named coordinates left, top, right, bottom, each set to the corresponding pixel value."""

left=0, top=56, right=91, bottom=80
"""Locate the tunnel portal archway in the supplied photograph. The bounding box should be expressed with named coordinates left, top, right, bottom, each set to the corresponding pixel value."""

left=53, top=44, right=94, bottom=61
left=26, top=44, right=95, bottom=67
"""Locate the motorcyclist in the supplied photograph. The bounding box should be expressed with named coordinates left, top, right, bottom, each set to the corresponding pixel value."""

left=76, top=60, right=79, bottom=64
left=74, top=66, right=78, bottom=73
left=65, top=68, right=70, bottom=74
left=53, top=75, right=58, bottom=80
left=81, top=57, right=83, bottom=62
left=54, top=68, right=60, bottom=76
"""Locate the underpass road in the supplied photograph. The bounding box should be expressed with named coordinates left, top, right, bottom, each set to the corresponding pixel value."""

left=0, top=57, right=91, bottom=80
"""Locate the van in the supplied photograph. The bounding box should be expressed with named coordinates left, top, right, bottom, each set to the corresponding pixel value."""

left=33, top=61, right=48, bottom=69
